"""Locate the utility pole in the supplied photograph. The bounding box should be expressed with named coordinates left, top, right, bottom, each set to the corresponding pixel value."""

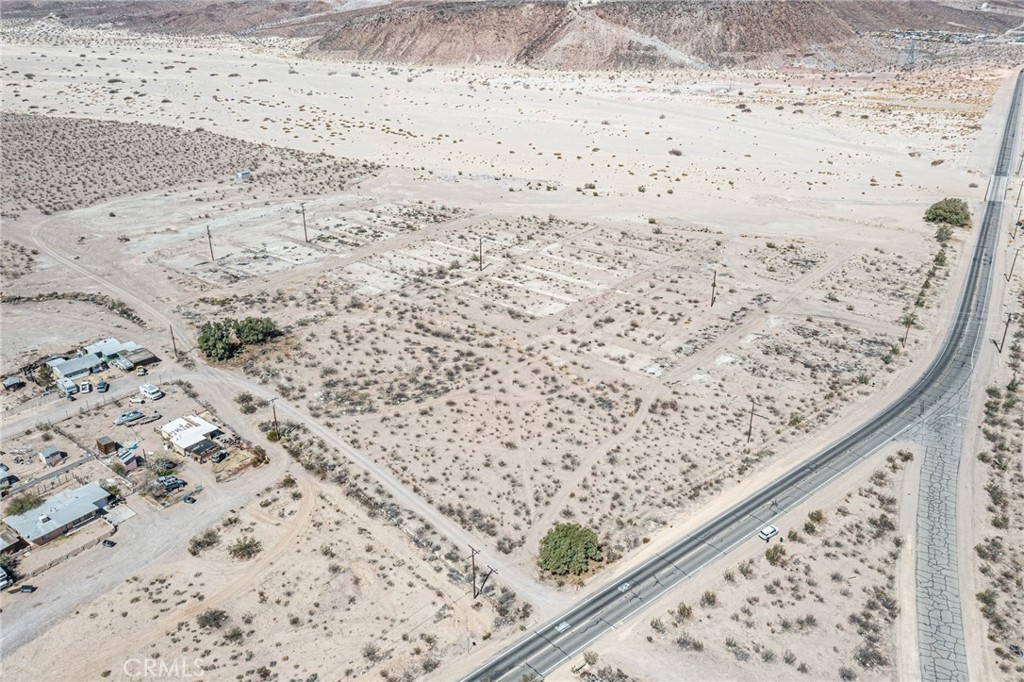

left=1006, top=248, right=1021, bottom=282
left=1016, top=180, right=1023, bottom=207
left=206, top=225, right=215, bottom=261
left=478, top=236, right=485, bottom=271
left=170, top=327, right=178, bottom=359
left=300, top=202, right=308, bottom=243
left=710, top=270, right=718, bottom=307
left=747, top=398, right=757, bottom=444
left=997, top=313, right=1014, bottom=353
left=269, top=397, right=279, bottom=433
left=468, top=546, right=481, bottom=598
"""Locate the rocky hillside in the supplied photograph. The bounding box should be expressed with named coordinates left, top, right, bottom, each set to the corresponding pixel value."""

left=5, top=0, right=1020, bottom=70
left=308, top=0, right=1021, bottom=69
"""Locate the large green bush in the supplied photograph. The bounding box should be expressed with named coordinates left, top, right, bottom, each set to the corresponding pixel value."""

left=197, top=316, right=278, bottom=361
left=924, top=198, right=970, bottom=227
left=5, top=492, right=43, bottom=516
left=233, top=316, right=278, bottom=345
left=538, top=523, right=602, bottom=575
left=198, top=320, right=239, bottom=361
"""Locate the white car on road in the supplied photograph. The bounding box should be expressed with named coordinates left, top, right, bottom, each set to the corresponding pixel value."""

left=758, top=525, right=779, bottom=542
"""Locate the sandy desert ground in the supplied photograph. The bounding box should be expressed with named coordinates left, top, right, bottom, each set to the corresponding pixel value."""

left=1, top=15, right=1020, bottom=682
left=562, top=445, right=920, bottom=682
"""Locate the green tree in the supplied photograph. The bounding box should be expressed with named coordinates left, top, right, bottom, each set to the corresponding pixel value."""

left=198, top=320, right=239, bottom=361
left=0, top=552, right=20, bottom=580
left=36, top=364, right=54, bottom=388
left=924, top=198, right=970, bottom=228
left=5, top=492, right=43, bottom=516
left=538, top=523, right=602, bottom=575
left=233, top=317, right=278, bottom=345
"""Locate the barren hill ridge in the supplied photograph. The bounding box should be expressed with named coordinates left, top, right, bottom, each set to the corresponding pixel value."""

left=4, top=0, right=1022, bottom=69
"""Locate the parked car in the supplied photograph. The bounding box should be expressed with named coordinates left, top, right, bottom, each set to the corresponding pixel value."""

left=113, top=410, right=144, bottom=426
left=136, top=367, right=148, bottom=377
left=19, top=584, right=37, bottom=593
left=211, top=451, right=228, bottom=464
left=66, top=394, right=75, bottom=402
left=182, top=495, right=197, bottom=504
left=96, top=380, right=109, bottom=393
left=102, top=539, right=116, bottom=548
left=79, top=381, right=93, bottom=394
left=758, top=525, right=780, bottom=542
left=165, top=480, right=186, bottom=492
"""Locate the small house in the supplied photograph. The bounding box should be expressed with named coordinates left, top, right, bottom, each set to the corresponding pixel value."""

left=3, top=376, right=25, bottom=391
left=50, top=355, right=105, bottom=381
left=39, top=445, right=64, bottom=467
left=236, top=169, right=253, bottom=181
left=82, top=338, right=138, bottom=360
left=96, top=436, right=118, bottom=456
left=161, top=415, right=222, bottom=456
left=2, top=481, right=110, bottom=545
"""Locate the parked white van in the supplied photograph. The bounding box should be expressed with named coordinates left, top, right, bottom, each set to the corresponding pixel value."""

left=79, top=381, right=93, bottom=394
left=140, top=383, right=164, bottom=400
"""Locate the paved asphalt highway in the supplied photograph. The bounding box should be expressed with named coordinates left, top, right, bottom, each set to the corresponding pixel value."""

left=465, top=68, right=1024, bottom=682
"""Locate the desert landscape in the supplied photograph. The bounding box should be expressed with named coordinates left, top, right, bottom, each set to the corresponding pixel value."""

left=1, top=1, right=1023, bottom=681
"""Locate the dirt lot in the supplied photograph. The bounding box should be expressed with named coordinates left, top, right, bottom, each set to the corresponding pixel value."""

left=3, top=468, right=525, bottom=682
left=562, top=446, right=919, bottom=681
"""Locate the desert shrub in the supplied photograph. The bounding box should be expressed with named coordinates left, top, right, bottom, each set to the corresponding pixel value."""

left=924, top=198, right=970, bottom=227
left=700, top=590, right=717, bottom=607
left=538, top=523, right=602, bottom=575
left=197, top=608, right=228, bottom=629
left=765, top=544, right=787, bottom=566
left=188, top=528, right=221, bottom=556
left=854, top=643, right=889, bottom=668
left=675, top=633, right=705, bottom=651
left=227, top=536, right=263, bottom=560
left=5, top=492, right=43, bottom=516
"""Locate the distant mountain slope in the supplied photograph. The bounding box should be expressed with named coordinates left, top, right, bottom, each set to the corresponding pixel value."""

left=308, top=0, right=1020, bottom=69
left=4, top=0, right=1019, bottom=70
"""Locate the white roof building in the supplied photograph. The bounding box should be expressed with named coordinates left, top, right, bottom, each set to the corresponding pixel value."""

left=49, top=354, right=105, bottom=381
left=3, top=481, right=110, bottom=545
left=161, top=416, right=221, bottom=452
left=83, top=338, right=141, bottom=359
